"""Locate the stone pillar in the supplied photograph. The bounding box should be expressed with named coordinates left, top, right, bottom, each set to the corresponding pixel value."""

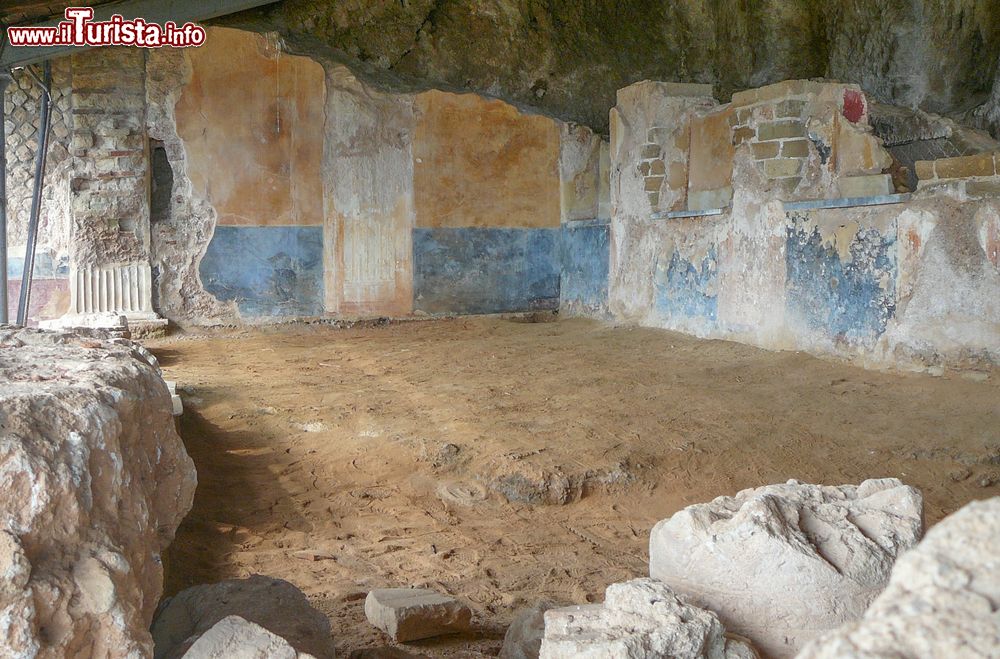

left=65, top=48, right=165, bottom=329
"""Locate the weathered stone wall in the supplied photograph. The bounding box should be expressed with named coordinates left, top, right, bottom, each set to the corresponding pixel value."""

left=69, top=49, right=149, bottom=267
left=915, top=151, right=1000, bottom=191
left=558, top=125, right=610, bottom=316
left=607, top=80, right=1000, bottom=368
left=321, top=62, right=417, bottom=318
left=145, top=48, right=236, bottom=325
left=0, top=327, right=196, bottom=657
left=410, top=89, right=562, bottom=315
left=8, top=28, right=563, bottom=325
left=16, top=27, right=991, bottom=358
left=615, top=189, right=998, bottom=369
left=607, top=82, right=717, bottom=322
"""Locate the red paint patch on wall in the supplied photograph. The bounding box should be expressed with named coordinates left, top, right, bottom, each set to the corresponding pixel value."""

left=843, top=90, right=865, bottom=124
left=6, top=279, right=69, bottom=326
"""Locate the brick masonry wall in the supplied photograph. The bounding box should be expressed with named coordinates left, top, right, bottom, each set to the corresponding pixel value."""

left=69, top=48, right=150, bottom=267
left=914, top=151, right=1000, bottom=197
left=638, top=135, right=669, bottom=209
left=1, top=49, right=151, bottom=324
left=732, top=98, right=810, bottom=197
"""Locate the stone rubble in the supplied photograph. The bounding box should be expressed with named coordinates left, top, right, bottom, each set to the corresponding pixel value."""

left=180, top=615, right=318, bottom=659
left=796, top=497, right=1000, bottom=658
left=499, top=601, right=554, bottom=659
left=151, top=575, right=336, bottom=659
left=539, top=578, right=757, bottom=659
left=364, top=588, right=473, bottom=642
left=649, top=479, right=923, bottom=658
left=164, top=380, right=183, bottom=416
left=0, top=327, right=196, bottom=658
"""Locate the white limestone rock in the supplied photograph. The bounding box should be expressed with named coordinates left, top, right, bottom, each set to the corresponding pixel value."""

left=364, top=588, right=472, bottom=642
left=539, top=578, right=757, bottom=659
left=151, top=575, right=336, bottom=659
left=182, top=615, right=317, bottom=659
left=0, top=327, right=196, bottom=659
left=649, top=479, right=923, bottom=658
left=38, top=311, right=128, bottom=332
left=796, top=497, right=1000, bottom=658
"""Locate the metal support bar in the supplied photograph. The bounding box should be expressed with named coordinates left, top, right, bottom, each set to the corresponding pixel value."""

left=16, top=60, right=51, bottom=326
left=0, top=71, right=11, bottom=324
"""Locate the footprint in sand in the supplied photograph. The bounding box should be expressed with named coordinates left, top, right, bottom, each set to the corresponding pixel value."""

left=436, top=481, right=488, bottom=506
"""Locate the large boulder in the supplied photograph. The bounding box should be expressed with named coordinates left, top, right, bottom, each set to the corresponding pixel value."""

left=0, top=327, right=196, bottom=658
left=649, top=479, right=923, bottom=658
left=797, top=497, right=1000, bottom=658
left=539, top=578, right=757, bottom=658
left=151, top=575, right=336, bottom=659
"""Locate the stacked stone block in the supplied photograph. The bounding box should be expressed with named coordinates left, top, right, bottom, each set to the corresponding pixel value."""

left=638, top=135, right=667, bottom=209
left=730, top=91, right=811, bottom=197
left=915, top=151, right=1000, bottom=197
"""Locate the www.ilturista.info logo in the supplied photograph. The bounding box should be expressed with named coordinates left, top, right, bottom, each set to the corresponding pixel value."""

left=6, top=7, right=206, bottom=48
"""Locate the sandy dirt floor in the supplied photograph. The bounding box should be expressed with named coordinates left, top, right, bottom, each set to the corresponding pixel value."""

left=149, top=317, right=999, bottom=657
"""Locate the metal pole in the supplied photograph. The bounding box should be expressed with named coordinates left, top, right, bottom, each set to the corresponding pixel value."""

left=0, top=71, right=11, bottom=325
left=16, top=60, right=51, bottom=326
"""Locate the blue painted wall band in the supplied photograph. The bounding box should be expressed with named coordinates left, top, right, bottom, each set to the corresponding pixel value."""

left=413, top=226, right=561, bottom=315
left=200, top=225, right=324, bottom=317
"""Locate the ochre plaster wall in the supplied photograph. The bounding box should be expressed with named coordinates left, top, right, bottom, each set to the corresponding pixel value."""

left=177, top=27, right=325, bottom=227
left=412, top=90, right=560, bottom=229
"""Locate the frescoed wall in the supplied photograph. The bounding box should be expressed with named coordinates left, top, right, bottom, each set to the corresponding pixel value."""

left=174, top=28, right=603, bottom=321
left=410, top=90, right=563, bottom=315
left=560, top=220, right=610, bottom=316
left=177, top=28, right=326, bottom=318
left=610, top=79, right=999, bottom=368
left=6, top=250, right=70, bottom=325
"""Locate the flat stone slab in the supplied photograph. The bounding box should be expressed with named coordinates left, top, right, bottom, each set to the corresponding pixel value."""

left=364, top=588, right=472, bottom=642
left=781, top=193, right=910, bottom=211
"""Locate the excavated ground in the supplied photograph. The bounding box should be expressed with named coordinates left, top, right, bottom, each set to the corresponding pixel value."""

left=149, top=317, right=1000, bottom=657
